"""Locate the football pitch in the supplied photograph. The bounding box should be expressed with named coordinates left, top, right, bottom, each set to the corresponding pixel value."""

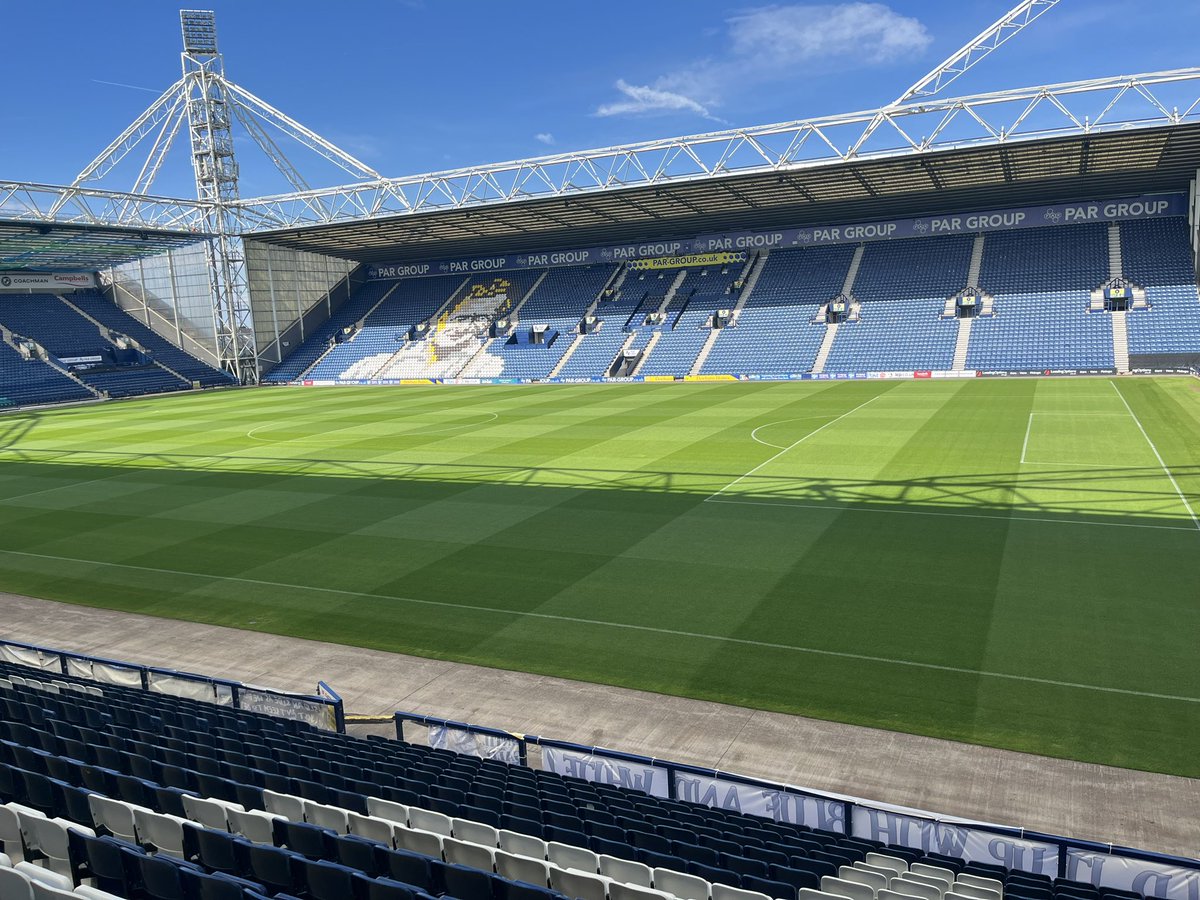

left=0, top=377, right=1197, bottom=777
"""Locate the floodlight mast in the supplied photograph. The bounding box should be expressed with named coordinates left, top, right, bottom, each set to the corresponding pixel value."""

left=180, top=9, right=257, bottom=384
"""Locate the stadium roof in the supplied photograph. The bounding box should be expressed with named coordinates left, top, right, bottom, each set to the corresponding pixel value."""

left=0, top=220, right=209, bottom=272
left=248, top=123, right=1200, bottom=264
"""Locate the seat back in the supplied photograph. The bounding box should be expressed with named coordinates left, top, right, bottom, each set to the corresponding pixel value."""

left=227, top=808, right=279, bottom=843
left=408, top=807, right=453, bottom=836
left=453, top=818, right=500, bottom=846
left=0, top=866, right=34, bottom=900
left=444, top=836, right=496, bottom=872
left=499, top=829, right=547, bottom=859
left=600, top=855, right=654, bottom=887
left=654, top=868, right=711, bottom=900
left=548, top=841, right=599, bottom=873
left=550, top=868, right=610, bottom=900
left=182, top=795, right=239, bottom=831
left=496, top=850, right=551, bottom=887
left=304, top=801, right=350, bottom=834
left=821, top=876, right=875, bottom=900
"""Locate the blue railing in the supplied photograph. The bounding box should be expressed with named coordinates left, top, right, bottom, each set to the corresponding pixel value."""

left=0, top=637, right=344, bottom=732
left=394, top=710, right=1200, bottom=900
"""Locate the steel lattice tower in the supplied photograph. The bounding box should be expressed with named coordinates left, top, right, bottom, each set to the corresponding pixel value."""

left=180, top=10, right=256, bottom=383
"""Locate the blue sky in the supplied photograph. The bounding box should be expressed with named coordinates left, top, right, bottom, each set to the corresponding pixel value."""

left=1, top=0, right=1196, bottom=199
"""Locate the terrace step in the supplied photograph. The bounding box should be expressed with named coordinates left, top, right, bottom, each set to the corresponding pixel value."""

left=952, top=316, right=973, bottom=371
left=1111, top=308, right=1129, bottom=373
left=811, top=322, right=840, bottom=374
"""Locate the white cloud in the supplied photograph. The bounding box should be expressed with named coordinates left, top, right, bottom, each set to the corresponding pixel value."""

left=727, top=3, right=932, bottom=66
left=595, top=79, right=718, bottom=120
left=534, top=132, right=556, bottom=145
left=595, top=3, right=932, bottom=120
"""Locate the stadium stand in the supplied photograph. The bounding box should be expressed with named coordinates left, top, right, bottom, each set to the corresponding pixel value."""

left=307, top=274, right=464, bottom=381
left=1120, top=218, right=1200, bottom=356
left=0, top=656, right=1164, bottom=900
left=0, top=294, right=191, bottom=399
left=0, top=213, right=1195, bottom=408
left=555, top=274, right=655, bottom=379
left=966, top=224, right=1113, bottom=372
left=700, top=246, right=855, bottom=377
left=67, top=291, right=235, bottom=389
left=823, top=236, right=971, bottom=374
left=637, top=269, right=737, bottom=377
left=492, top=265, right=617, bottom=380
left=0, top=341, right=94, bottom=408
left=260, top=280, right=400, bottom=384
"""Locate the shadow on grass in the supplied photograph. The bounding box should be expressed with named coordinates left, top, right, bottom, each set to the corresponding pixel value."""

left=0, top=443, right=1196, bottom=532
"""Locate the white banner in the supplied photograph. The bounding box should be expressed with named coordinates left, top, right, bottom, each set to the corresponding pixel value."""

left=851, top=807, right=1059, bottom=875
left=0, top=272, right=95, bottom=290
left=673, top=773, right=847, bottom=833
left=0, top=642, right=62, bottom=672
left=147, top=671, right=235, bottom=706
left=429, top=725, right=522, bottom=765
left=541, top=746, right=670, bottom=797
left=65, top=656, right=142, bottom=687
left=239, top=686, right=337, bottom=730
left=1066, top=851, right=1200, bottom=900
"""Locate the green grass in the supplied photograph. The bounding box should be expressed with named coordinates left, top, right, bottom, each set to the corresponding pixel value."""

left=0, top=377, right=1198, bottom=776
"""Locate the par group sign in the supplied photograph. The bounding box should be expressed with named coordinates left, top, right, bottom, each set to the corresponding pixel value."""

left=368, top=193, right=1187, bottom=280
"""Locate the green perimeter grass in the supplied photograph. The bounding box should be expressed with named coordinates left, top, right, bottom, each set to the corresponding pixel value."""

left=0, top=377, right=1197, bottom=777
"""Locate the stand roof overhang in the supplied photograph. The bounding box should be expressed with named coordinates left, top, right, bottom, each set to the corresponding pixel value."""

left=247, top=123, right=1200, bottom=265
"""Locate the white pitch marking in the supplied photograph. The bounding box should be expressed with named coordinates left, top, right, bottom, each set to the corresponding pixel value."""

left=0, top=546, right=1195, bottom=705
left=750, top=415, right=838, bottom=450
left=1110, top=380, right=1200, bottom=532
left=1020, top=412, right=1034, bottom=465
left=709, top=392, right=886, bottom=501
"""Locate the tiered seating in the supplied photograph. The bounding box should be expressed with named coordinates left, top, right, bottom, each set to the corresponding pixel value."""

left=824, top=237, right=970, bottom=373
left=0, top=295, right=108, bottom=361
left=68, top=292, right=234, bottom=389
left=967, top=225, right=1112, bottom=371
left=1120, top=219, right=1200, bottom=355
left=493, top=266, right=617, bottom=380
left=80, top=368, right=187, bottom=400
left=0, top=661, right=1155, bottom=900
left=702, top=246, right=855, bottom=376
left=851, top=235, right=973, bottom=303
left=966, top=292, right=1112, bottom=371
left=260, top=280, right=396, bottom=383
left=639, top=269, right=735, bottom=377
left=0, top=295, right=189, bottom=399
left=0, top=343, right=93, bottom=409
left=980, top=224, right=1108, bottom=294
left=824, top=299, right=958, bottom=373
left=373, top=271, right=543, bottom=381
left=556, top=275, right=657, bottom=379
left=309, top=275, right=464, bottom=381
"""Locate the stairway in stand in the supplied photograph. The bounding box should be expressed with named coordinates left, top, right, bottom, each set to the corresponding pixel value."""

left=952, top=317, right=973, bottom=371
left=1111, top=309, right=1129, bottom=373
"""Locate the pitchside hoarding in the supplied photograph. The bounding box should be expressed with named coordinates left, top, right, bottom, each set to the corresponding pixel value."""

left=368, top=193, right=1187, bottom=280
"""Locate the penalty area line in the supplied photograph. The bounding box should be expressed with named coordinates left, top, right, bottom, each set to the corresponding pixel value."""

left=0, top=547, right=1195, bottom=705
left=1110, top=381, right=1200, bottom=533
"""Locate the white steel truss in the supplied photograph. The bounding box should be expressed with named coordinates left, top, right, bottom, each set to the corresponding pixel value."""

left=893, top=0, right=1061, bottom=104
left=232, top=68, right=1200, bottom=230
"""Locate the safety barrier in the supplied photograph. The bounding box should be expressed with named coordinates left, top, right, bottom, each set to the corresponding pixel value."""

left=0, top=637, right=344, bottom=732
left=394, top=710, right=1200, bottom=900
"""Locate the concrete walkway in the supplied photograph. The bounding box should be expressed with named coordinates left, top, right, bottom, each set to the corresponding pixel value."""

left=1, top=593, right=1196, bottom=859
